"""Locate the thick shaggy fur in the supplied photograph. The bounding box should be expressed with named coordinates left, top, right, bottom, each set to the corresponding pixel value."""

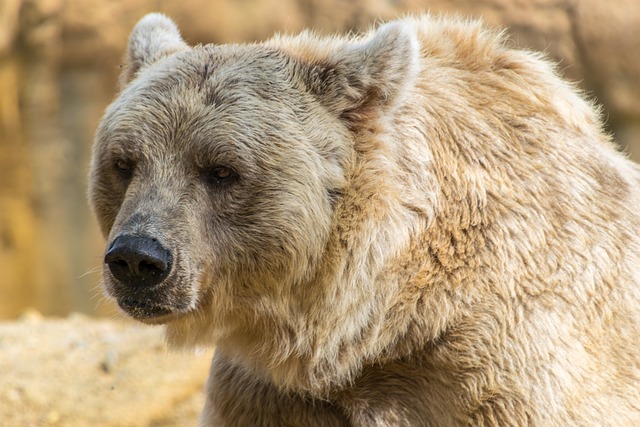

left=89, top=13, right=640, bottom=426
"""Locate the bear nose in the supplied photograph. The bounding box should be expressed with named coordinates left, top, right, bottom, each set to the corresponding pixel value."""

left=104, top=235, right=172, bottom=287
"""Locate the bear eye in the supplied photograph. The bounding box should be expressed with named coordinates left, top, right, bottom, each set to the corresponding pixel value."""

left=114, top=158, right=134, bottom=178
left=203, top=166, right=238, bottom=186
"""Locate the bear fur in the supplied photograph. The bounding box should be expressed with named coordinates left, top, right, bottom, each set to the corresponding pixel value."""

left=89, top=13, right=640, bottom=426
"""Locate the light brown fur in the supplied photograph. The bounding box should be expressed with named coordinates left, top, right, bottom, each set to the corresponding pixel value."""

left=89, top=13, right=640, bottom=426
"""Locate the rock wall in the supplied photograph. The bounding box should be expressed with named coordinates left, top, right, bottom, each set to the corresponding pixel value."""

left=1, top=0, right=639, bottom=318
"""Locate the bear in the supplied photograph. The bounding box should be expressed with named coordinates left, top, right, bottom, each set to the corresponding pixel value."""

left=89, top=12, right=640, bottom=426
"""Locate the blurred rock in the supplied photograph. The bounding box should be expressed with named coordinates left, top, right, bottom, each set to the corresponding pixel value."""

left=572, top=0, right=640, bottom=149
left=17, top=307, right=44, bottom=323
left=0, top=0, right=23, bottom=56
left=19, top=0, right=63, bottom=53
left=0, top=316, right=212, bottom=426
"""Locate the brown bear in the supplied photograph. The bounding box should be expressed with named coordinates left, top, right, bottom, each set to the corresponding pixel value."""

left=89, top=13, right=640, bottom=426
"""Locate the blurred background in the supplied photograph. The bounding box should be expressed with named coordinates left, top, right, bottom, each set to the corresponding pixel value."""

left=1, top=0, right=639, bottom=319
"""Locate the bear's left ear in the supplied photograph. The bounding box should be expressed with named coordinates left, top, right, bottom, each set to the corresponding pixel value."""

left=120, top=13, right=189, bottom=87
left=294, top=21, right=420, bottom=122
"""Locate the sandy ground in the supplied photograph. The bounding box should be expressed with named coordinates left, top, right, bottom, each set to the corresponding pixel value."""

left=0, top=312, right=213, bottom=426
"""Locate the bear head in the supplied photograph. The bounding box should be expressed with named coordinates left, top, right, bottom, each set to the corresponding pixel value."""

left=89, top=13, right=418, bottom=364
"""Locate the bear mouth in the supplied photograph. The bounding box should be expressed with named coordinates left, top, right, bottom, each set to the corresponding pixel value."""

left=104, top=257, right=199, bottom=324
left=117, top=297, right=175, bottom=321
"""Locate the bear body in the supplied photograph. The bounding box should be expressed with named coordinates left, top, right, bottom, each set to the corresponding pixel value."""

left=89, top=13, right=640, bottom=426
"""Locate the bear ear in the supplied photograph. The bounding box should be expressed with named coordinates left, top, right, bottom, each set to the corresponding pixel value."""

left=120, top=13, right=189, bottom=87
left=296, top=21, right=420, bottom=122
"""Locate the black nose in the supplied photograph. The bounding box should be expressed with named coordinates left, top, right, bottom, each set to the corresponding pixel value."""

left=105, top=235, right=172, bottom=287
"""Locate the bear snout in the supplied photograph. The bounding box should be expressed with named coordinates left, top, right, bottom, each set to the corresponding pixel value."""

left=105, top=234, right=173, bottom=288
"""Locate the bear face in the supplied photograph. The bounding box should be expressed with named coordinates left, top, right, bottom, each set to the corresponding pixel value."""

left=92, top=47, right=341, bottom=321
left=90, top=14, right=418, bottom=338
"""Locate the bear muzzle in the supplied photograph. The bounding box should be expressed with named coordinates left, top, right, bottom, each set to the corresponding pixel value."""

left=104, top=234, right=182, bottom=321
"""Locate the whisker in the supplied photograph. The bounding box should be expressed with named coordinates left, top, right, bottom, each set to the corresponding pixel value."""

left=77, top=265, right=103, bottom=279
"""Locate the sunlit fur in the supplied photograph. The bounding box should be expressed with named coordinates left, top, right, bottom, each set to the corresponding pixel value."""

left=89, top=13, right=640, bottom=426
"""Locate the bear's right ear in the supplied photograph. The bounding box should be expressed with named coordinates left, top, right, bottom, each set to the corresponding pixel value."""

left=120, top=13, right=189, bottom=87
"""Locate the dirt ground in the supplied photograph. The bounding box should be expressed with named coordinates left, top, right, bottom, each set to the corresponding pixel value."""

left=0, top=311, right=213, bottom=426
